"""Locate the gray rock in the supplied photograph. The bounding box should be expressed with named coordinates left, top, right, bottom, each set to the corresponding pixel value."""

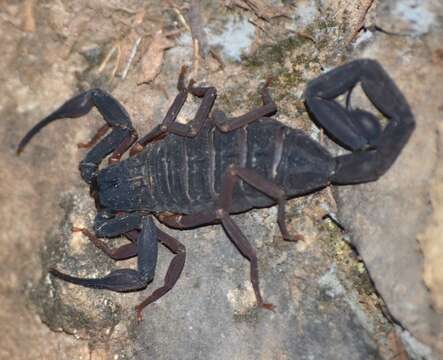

left=4, top=0, right=440, bottom=359
left=334, top=0, right=443, bottom=357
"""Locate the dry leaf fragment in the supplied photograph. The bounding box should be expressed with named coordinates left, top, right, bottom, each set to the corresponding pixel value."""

left=137, top=30, right=175, bottom=85
left=111, top=7, right=146, bottom=79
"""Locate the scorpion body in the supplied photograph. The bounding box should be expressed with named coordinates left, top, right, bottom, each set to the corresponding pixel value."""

left=17, top=59, right=415, bottom=320
left=98, top=118, right=333, bottom=214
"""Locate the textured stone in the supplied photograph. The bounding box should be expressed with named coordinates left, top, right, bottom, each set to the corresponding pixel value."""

left=2, top=0, right=440, bottom=359
left=335, top=0, right=443, bottom=357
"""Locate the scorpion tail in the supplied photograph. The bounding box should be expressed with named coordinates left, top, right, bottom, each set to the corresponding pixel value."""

left=49, top=268, right=148, bottom=292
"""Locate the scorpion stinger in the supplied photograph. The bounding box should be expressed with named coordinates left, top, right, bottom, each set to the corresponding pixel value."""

left=304, top=59, right=415, bottom=184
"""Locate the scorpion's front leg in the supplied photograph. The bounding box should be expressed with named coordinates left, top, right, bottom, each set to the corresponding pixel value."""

left=17, top=89, right=138, bottom=183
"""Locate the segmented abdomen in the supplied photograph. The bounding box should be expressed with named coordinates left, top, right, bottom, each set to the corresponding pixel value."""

left=98, top=118, right=334, bottom=214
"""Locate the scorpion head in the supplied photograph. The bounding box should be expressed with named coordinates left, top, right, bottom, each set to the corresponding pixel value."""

left=92, top=163, right=145, bottom=212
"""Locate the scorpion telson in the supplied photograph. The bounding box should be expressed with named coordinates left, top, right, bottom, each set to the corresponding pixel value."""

left=17, top=59, right=415, bottom=320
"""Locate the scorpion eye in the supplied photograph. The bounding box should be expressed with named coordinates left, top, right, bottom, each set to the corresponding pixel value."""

left=112, top=177, right=121, bottom=188
left=99, top=175, right=121, bottom=191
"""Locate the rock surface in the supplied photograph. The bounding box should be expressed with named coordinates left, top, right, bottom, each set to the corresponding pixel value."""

left=335, top=0, right=443, bottom=357
left=0, top=0, right=441, bottom=359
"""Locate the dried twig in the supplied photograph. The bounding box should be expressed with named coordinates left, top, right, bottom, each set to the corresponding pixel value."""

left=187, top=0, right=207, bottom=76
left=121, top=36, right=142, bottom=79
left=167, top=0, right=191, bottom=32
left=97, top=45, right=119, bottom=74
left=99, top=7, right=146, bottom=80
left=363, top=24, right=413, bottom=37
left=348, top=0, right=376, bottom=44
left=387, top=330, right=410, bottom=360
left=191, top=38, right=201, bottom=77
left=117, top=29, right=142, bottom=79
left=295, top=31, right=316, bottom=43
left=248, top=17, right=268, bottom=35
left=105, top=5, right=139, bottom=15
left=188, top=0, right=208, bottom=58
left=166, top=0, right=205, bottom=76
left=137, top=30, right=176, bottom=85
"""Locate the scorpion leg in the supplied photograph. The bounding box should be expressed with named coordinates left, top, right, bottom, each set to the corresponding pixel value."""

left=130, top=88, right=189, bottom=155
left=77, top=123, right=110, bottom=149
left=158, top=210, right=217, bottom=229
left=212, top=78, right=277, bottom=132
left=219, top=166, right=302, bottom=241
left=130, top=66, right=217, bottom=155
left=17, top=89, right=138, bottom=183
left=76, top=212, right=143, bottom=260
left=305, top=59, right=415, bottom=183
left=50, top=216, right=158, bottom=293
left=165, top=79, right=217, bottom=137
left=160, top=165, right=291, bottom=310
left=72, top=227, right=137, bottom=261
left=220, top=214, right=274, bottom=310
left=135, top=226, right=186, bottom=321
left=160, top=207, right=274, bottom=310
left=77, top=227, right=165, bottom=262
left=218, top=165, right=281, bottom=309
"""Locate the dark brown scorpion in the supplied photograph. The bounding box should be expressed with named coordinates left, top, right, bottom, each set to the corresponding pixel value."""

left=17, top=59, right=415, bottom=320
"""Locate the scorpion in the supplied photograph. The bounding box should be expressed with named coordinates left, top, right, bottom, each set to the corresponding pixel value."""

left=17, top=59, right=415, bottom=320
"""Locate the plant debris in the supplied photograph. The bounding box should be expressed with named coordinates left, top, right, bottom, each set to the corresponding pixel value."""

left=348, top=0, right=376, bottom=44
left=137, top=30, right=176, bottom=85
left=225, top=0, right=290, bottom=22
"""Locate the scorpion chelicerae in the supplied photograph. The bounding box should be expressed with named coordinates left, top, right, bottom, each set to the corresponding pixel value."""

left=17, top=59, right=415, bottom=320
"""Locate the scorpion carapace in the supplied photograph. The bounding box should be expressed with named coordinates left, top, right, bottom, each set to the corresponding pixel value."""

left=17, top=59, right=415, bottom=320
